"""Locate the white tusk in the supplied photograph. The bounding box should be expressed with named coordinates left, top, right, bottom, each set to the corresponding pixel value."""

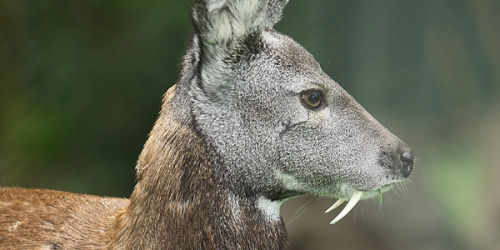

left=325, top=199, right=345, bottom=213
left=329, top=191, right=363, bottom=224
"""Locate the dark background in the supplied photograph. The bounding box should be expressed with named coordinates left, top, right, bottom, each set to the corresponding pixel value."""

left=1, top=0, right=499, bottom=249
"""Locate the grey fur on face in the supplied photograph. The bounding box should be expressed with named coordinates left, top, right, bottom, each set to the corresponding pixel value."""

left=187, top=0, right=412, bottom=204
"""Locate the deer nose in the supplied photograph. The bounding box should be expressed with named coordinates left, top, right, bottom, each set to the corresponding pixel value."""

left=399, top=151, right=414, bottom=177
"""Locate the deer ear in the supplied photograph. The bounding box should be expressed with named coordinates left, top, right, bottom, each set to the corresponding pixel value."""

left=265, top=0, right=289, bottom=27
left=192, top=0, right=288, bottom=45
left=190, top=0, right=289, bottom=101
left=192, top=0, right=267, bottom=45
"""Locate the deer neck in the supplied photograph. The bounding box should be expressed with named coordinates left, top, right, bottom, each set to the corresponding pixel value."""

left=107, top=87, right=288, bottom=249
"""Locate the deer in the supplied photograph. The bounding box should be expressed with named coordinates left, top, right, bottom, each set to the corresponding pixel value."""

left=0, top=0, right=414, bottom=249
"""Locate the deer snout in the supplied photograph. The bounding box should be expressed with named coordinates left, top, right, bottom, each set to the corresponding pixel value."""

left=399, top=150, right=414, bottom=177
left=379, top=144, right=414, bottom=178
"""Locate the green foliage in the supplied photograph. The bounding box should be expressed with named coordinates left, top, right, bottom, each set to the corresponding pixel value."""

left=378, top=189, right=382, bottom=206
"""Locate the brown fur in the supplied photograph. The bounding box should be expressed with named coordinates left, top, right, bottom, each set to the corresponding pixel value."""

left=0, top=187, right=128, bottom=249
left=0, top=86, right=288, bottom=249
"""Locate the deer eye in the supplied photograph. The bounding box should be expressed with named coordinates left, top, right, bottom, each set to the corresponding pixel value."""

left=300, top=89, right=324, bottom=109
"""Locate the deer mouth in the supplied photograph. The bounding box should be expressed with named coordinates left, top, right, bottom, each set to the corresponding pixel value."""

left=325, top=184, right=394, bottom=224
left=325, top=190, right=363, bottom=224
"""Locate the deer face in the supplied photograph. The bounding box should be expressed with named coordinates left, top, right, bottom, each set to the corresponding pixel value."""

left=187, top=0, right=413, bottom=222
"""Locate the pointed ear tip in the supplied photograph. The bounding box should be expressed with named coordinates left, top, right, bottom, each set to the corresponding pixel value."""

left=266, top=0, right=290, bottom=25
left=191, top=0, right=291, bottom=40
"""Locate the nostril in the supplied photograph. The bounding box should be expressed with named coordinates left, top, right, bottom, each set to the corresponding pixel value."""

left=400, top=151, right=414, bottom=163
left=399, top=151, right=414, bottom=177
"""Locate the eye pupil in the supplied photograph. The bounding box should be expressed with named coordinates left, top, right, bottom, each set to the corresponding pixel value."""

left=301, top=90, right=323, bottom=109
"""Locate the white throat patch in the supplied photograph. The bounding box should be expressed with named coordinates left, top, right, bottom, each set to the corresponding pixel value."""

left=256, top=197, right=282, bottom=222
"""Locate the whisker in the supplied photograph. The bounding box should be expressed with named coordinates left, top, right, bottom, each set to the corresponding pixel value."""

left=286, top=196, right=316, bottom=226
left=392, top=184, right=404, bottom=198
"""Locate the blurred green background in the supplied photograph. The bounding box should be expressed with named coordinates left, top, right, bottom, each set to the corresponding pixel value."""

left=0, top=0, right=498, bottom=249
